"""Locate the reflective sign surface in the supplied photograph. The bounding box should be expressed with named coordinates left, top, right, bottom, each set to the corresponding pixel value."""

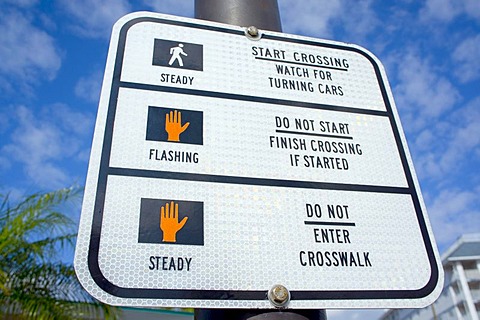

left=74, top=12, right=443, bottom=309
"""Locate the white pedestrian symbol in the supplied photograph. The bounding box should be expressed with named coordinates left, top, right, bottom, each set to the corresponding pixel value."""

left=168, top=43, right=188, bottom=67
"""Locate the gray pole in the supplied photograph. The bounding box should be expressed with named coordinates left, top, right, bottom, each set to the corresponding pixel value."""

left=195, top=0, right=282, bottom=32
left=194, top=1, right=325, bottom=319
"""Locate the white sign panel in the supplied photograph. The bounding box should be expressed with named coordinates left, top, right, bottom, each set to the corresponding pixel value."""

left=75, top=12, right=443, bottom=309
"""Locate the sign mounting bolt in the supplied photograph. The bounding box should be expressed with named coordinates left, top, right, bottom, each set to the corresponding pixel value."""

left=246, top=26, right=261, bottom=39
left=268, top=284, right=290, bottom=308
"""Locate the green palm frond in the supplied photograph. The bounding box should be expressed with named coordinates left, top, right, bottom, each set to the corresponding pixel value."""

left=0, top=187, right=119, bottom=319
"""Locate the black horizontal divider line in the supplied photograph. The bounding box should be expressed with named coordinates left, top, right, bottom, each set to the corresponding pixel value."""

left=112, top=287, right=266, bottom=300
left=254, top=56, right=349, bottom=72
left=107, top=167, right=411, bottom=195
left=305, top=221, right=356, bottom=227
left=276, top=129, right=354, bottom=140
left=118, top=81, right=389, bottom=117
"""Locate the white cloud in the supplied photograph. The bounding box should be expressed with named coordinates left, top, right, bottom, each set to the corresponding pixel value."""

left=336, top=0, right=378, bottom=40
left=413, top=96, right=480, bottom=181
left=0, top=9, right=61, bottom=92
left=2, top=0, right=38, bottom=8
left=453, top=34, right=480, bottom=83
left=464, top=0, right=480, bottom=20
left=280, top=1, right=343, bottom=38
left=420, top=0, right=461, bottom=23
left=2, top=106, right=67, bottom=187
left=1, top=104, right=93, bottom=189
left=413, top=129, right=435, bottom=152
left=77, top=149, right=92, bottom=163
left=393, top=51, right=460, bottom=127
left=50, top=103, right=93, bottom=136
left=60, top=0, right=132, bottom=38
left=142, top=0, right=194, bottom=17
left=420, top=0, right=480, bottom=23
left=427, top=187, right=480, bottom=249
left=439, top=121, right=480, bottom=171
left=75, top=70, right=103, bottom=103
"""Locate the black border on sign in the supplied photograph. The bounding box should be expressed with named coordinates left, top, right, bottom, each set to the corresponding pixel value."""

left=86, top=15, right=439, bottom=302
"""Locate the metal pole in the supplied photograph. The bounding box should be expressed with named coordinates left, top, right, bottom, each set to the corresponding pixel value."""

left=193, top=1, right=325, bottom=319
left=195, top=309, right=327, bottom=320
left=195, top=0, right=282, bottom=32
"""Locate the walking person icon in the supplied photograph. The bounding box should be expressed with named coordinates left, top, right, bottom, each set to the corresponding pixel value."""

left=168, top=43, right=188, bottom=67
left=153, top=39, right=203, bottom=71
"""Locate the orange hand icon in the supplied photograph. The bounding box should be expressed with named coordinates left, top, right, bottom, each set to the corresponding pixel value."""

left=160, top=201, right=188, bottom=242
left=165, top=110, right=190, bottom=142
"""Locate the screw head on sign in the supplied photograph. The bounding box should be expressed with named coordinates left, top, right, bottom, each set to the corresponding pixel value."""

left=247, top=26, right=259, bottom=36
left=268, top=284, right=290, bottom=308
left=245, top=25, right=261, bottom=39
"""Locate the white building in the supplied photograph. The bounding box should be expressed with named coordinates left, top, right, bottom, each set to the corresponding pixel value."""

left=380, top=233, right=480, bottom=320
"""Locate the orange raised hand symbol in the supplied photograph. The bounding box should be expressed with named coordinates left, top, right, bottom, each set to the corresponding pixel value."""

left=165, top=110, right=190, bottom=142
left=160, top=201, right=188, bottom=243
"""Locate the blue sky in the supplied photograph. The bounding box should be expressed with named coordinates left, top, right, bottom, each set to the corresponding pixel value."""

left=0, top=0, right=479, bottom=319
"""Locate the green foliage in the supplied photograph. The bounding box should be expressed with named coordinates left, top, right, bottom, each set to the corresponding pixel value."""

left=0, top=187, right=118, bottom=319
